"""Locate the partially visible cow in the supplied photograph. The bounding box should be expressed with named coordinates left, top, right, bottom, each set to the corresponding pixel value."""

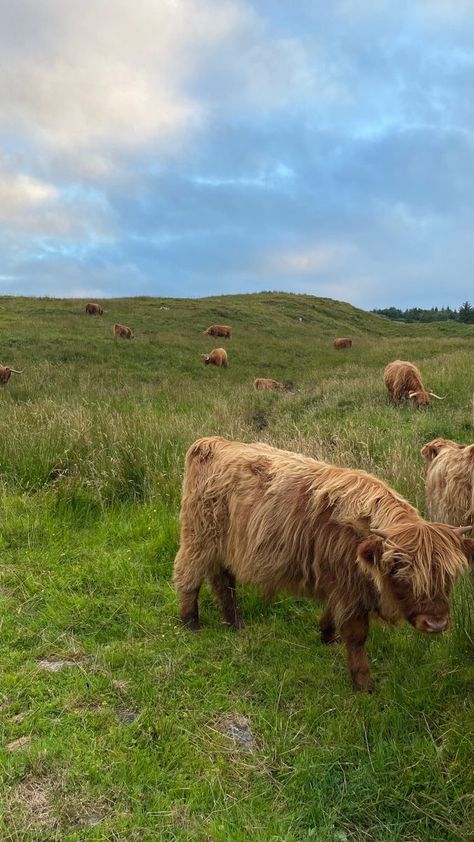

left=113, top=323, right=134, bottom=339
left=334, top=338, right=352, bottom=349
left=0, top=365, right=23, bottom=384
left=174, top=437, right=474, bottom=692
left=85, top=303, right=103, bottom=315
left=254, top=378, right=284, bottom=392
left=202, top=348, right=228, bottom=368
left=203, top=324, right=232, bottom=338
left=421, top=438, right=474, bottom=530
left=384, top=360, right=443, bottom=408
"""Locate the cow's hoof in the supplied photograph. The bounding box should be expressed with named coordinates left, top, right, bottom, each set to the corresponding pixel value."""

left=351, top=672, right=375, bottom=693
left=320, top=631, right=339, bottom=645
left=223, top=615, right=245, bottom=631
left=180, top=615, right=200, bottom=632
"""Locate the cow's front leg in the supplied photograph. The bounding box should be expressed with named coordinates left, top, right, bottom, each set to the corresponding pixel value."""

left=340, top=614, right=374, bottom=692
left=319, top=606, right=338, bottom=644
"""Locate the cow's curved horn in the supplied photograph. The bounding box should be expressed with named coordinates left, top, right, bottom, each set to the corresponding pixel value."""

left=9, top=369, right=23, bottom=374
left=408, top=391, right=420, bottom=398
left=454, top=525, right=472, bottom=535
left=429, top=392, right=445, bottom=400
left=370, top=529, right=389, bottom=540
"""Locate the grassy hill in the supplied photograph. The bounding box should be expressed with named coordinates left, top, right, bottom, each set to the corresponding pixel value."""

left=0, top=292, right=472, bottom=841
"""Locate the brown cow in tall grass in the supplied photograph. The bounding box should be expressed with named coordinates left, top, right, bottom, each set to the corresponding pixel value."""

left=0, top=365, right=23, bottom=384
left=113, top=323, right=134, bottom=339
left=202, top=348, right=228, bottom=368
left=421, top=438, right=474, bottom=530
left=203, top=324, right=232, bottom=338
left=85, top=303, right=103, bottom=315
left=254, top=378, right=284, bottom=391
left=174, top=437, right=474, bottom=692
left=334, top=338, right=352, bottom=349
left=384, top=360, right=443, bottom=408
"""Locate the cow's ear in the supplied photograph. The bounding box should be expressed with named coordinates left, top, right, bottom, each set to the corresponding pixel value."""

left=462, top=538, right=474, bottom=565
left=421, top=442, right=441, bottom=462
left=357, top=537, right=384, bottom=570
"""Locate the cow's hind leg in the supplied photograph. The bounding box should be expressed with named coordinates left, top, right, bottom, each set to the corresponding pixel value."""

left=319, top=606, right=338, bottom=644
left=340, top=614, right=374, bottom=693
left=208, top=567, right=244, bottom=629
left=173, top=547, right=209, bottom=631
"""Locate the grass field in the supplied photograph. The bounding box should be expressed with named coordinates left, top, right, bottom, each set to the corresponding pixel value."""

left=0, top=292, right=472, bottom=842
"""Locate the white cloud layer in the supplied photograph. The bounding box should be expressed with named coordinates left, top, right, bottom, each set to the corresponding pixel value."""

left=0, top=1, right=473, bottom=307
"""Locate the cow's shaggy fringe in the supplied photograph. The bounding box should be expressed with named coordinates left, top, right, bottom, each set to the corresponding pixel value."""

left=422, top=438, right=474, bottom=529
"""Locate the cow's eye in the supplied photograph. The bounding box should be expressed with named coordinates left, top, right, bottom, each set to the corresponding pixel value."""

left=390, top=557, right=406, bottom=576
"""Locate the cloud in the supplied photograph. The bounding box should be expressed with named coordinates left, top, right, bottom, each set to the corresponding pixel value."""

left=0, top=1, right=473, bottom=307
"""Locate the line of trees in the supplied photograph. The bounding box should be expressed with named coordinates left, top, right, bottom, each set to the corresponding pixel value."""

left=372, top=302, right=474, bottom=324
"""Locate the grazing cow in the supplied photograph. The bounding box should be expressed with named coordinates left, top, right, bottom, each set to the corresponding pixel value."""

left=421, top=438, right=474, bottom=530
left=85, top=303, right=103, bottom=315
left=0, top=365, right=23, bottom=384
left=254, top=378, right=285, bottom=392
left=174, top=437, right=474, bottom=692
left=113, top=323, right=134, bottom=340
left=203, top=324, right=232, bottom=339
left=202, top=348, right=228, bottom=368
left=384, top=360, right=444, bottom=408
left=334, top=338, right=352, bottom=349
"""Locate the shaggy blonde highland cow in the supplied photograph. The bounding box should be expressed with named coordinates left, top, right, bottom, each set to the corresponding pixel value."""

left=174, top=437, right=474, bottom=692
left=384, top=360, right=443, bottom=408
left=422, top=438, right=474, bottom=530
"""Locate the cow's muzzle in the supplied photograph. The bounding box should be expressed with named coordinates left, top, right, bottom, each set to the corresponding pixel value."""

left=411, top=614, right=449, bottom=633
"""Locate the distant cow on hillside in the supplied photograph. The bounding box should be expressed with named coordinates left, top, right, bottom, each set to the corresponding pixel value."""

left=0, top=365, right=23, bottom=384
left=254, top=378, right=284, bottom=392
left=334, top=338, right=352, bottom=349
left=85, top=303, right=103, bottom=315
left=203, top=324, right=232, bottom=338
left=202, top=348, right=228, bottom=368
left=173, top=437, right=474, bottom=692
left=384, top=360, right=444, bottom=408
left=421, top=438, right=474, bottom=530
left=113, top=323, right=134, bottom=339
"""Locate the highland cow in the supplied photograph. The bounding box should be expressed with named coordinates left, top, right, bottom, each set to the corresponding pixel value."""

left=254, top=378, right=284, bottom=391
left=0, top=365, right=23, bottom=384
left=202, top=348, right=228, bottom=368
left=422, top=438, right=474, bottom=530
left=203, top=324, right=232, bottom=338
left=85, top=303, right=103, bottom=315
left=384, top=360, right=443, bottom=408
left=174, top=437, right=473, bottom=692
left=113, top=323, right=134, bottom=339
left=334, top=338, right=352, bottom=349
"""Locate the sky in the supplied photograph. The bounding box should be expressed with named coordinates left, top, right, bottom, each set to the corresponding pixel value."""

left=1, top=0, right=473, bottom=310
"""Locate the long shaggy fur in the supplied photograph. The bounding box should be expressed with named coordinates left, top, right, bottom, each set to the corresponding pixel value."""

left=422, top=438, right=474, bottom=529
left=334, top=338, right=352, bottom=349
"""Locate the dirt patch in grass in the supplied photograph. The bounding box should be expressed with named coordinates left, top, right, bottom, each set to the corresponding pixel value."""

left=6, top=774, right=59, bottom=834
left=5, top=735, right=32, bottom=752
left=5, top=772, right=110, bottom=837
left=37, top=656, right=86, bottom=672
left=213, top=714, right=256, bottom=749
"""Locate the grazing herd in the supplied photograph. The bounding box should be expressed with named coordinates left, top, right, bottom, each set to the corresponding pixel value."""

left=0, top=299, right=471, bottom=693
left=172, top=319, right=473, bottom=693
